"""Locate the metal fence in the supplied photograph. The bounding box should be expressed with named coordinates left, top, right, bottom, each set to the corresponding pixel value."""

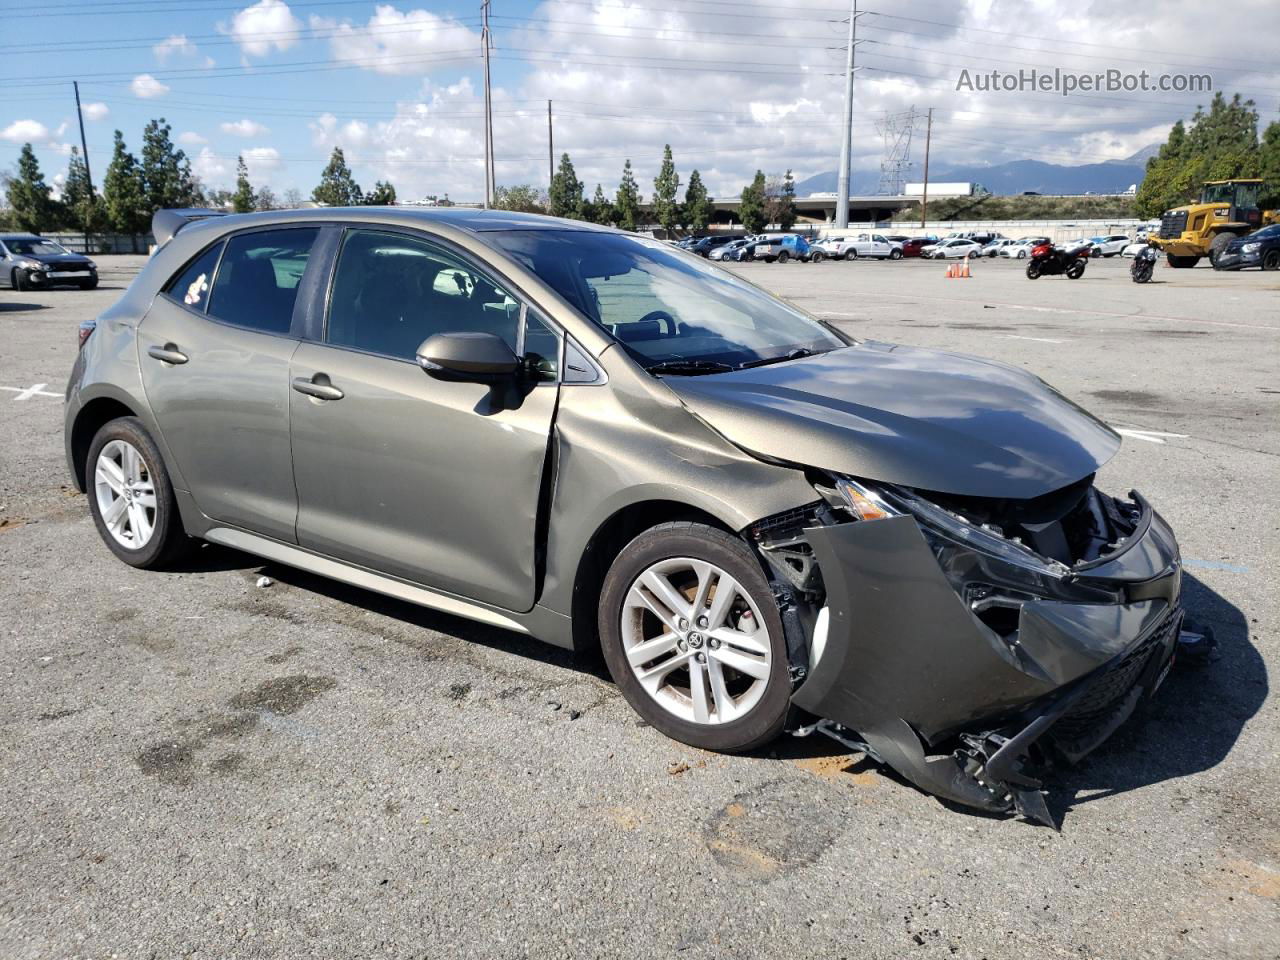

left=40, top=233, right=153, bottom=255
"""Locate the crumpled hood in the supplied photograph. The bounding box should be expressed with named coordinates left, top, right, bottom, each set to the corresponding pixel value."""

left=664, top=341, right=1120, bottom=499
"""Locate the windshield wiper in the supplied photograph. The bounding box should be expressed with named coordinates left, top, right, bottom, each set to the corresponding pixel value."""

left=644, top=358, right=735, bottom=376
left=737, top=347, right=822, bottom=370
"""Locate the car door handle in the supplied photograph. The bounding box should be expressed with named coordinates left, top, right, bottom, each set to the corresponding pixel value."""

left=292, top=376, right=344, bottom=401
left=147, top=344, right=189, bottom=365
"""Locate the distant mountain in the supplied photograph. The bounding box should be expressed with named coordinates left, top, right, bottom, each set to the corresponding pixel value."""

left=794, top=153, right=1153, bottom=197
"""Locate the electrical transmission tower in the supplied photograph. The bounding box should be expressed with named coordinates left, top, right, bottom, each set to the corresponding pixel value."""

left=875, top=107, right=918, bottom=196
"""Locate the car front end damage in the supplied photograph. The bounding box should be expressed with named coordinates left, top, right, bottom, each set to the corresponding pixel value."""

left=751, top=475, right=1192, bottom=827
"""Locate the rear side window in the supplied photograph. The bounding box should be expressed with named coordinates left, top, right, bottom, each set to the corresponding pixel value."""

left=164, top=242, right=223, bottom=312
left=207, top=228, right=319, bottom=334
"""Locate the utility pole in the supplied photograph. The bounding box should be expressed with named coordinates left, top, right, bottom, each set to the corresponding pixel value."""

left=547, top=100, right=554, bottom=189
left=73, top=81, right=95, bottom=251
left=920, top=107, right=933, bottom=230
left=834, top=0, right=865, bottom=230
left=481, top=0, right=494, bottom=208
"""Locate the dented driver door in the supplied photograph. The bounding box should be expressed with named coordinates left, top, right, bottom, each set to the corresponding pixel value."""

left=288, top=227, right=558, bottom=613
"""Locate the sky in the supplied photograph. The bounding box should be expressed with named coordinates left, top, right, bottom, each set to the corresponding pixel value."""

left=3, top=0, right=1278, bottom=204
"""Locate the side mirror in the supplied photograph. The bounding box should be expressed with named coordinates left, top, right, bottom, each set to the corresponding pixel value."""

left=416, top=331, right=521, bottom=382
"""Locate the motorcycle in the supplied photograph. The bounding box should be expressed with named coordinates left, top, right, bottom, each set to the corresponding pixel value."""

left=1025, top=241, right=1089, bottom=280
left=1130, top=244, right=1158, bottom=283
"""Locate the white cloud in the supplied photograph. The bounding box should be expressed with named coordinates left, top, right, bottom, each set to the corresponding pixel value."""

left=154, top=34, right=197, bottom=61
left=178, top=131, right=208, bottom=146
left=220, top=118, right=271, bottom=137
left=1, top=120, right=52, bottom=144
left=131, top=74, right=170, bottom=99
left=230, top=0, right=303, bottom=58
left=312, top=5, right=480, bottom=76
left=193, top=147, right=229, bottom=185
left=81, top=102, right=109, bottom=121
left=242, top=146, right=283, bottom=176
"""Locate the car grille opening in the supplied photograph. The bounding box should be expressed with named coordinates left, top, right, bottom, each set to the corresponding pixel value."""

left=1049, top=609, right=1182, bottom=757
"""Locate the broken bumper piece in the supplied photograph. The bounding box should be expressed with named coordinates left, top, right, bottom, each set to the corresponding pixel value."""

left=790, top=505, right=1184, bottom=827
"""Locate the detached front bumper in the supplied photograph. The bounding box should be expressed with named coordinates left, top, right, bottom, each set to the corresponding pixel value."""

left=790, top=502, right=1182, bottom=825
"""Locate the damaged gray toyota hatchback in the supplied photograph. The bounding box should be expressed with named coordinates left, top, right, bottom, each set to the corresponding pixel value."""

left=66, top=208, right=1185, bottom=824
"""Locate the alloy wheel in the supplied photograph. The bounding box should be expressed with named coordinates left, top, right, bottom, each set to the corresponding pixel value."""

left=94, top=439, right=157, bottom=550
left=621, top=557, right=772, bottom=725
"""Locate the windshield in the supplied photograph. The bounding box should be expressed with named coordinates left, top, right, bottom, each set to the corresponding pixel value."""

left=6, top=237, right=68, bottom=256
left=487, top=230, right=847, bottom=372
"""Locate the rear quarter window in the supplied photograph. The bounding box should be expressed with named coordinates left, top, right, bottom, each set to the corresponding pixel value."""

left=163, top=242, right=224, bottom=312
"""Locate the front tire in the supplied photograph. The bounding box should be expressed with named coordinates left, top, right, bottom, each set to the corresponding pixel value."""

left=79, top=277, right=99, bottom=290
left=13, top=269, right=28, bottom=291
left=1026, top=261, right=1042, bottom=279
left=809, top=250, right=825, bottom=263
left=1263, top=250, right=1280, bottom=271
left=598, top=522, right=791, bottom=753
left=86, top=417, right=190, bottom=569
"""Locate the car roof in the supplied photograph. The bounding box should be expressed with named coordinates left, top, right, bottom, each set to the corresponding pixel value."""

left=0, top=233, right=44, bottom=241
left=174, top=206, right=616, bottom=241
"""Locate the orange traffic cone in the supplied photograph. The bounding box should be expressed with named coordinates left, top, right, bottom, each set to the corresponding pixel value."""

left=944, top=262, right=953, bottom=278
left=961, top=256, right=971, bottom=278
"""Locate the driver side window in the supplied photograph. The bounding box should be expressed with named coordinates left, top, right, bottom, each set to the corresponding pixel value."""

left=326, top=229, right=521, bottom=361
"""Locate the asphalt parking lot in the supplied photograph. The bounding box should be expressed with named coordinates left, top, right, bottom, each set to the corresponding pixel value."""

left=2, top=252, right=1277, bottom=959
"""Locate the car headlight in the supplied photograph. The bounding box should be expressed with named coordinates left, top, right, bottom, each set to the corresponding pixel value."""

left=1241, top=242, right=1260, bottom=253
left=819, top=476, right=1118, bottom=607
left=19, top=259, right=43, bottom=271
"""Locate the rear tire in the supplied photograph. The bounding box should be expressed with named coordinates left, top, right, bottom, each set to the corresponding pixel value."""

left=889, top=248, right=902, bottom=260
left=598, top=522, right=791, bottom=753
left=844, top=249, right=857, bottom=260
left=1066, top=259, right=1086, bottom=279
left=1166, top=254, right=1200, bottom=268
left=776, top=251, right=790, bottom=264
left=86, top=417, right=191, bottom=570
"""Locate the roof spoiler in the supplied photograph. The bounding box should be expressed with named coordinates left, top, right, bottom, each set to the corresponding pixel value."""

left=151, top=208, right=228, bottom=247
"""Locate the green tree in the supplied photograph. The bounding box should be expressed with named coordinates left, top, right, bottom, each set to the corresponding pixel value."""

left=364, top=180, right=397, bottom=205
left=683, top=169, right=712, bottom=232
left=141, top=118, right=197, bottom=213
left=780, top=169, right=797, bottom=230
left=232, top=155, right=256, bottom=213
left=61, top=146, right=105, bottom=235
left=313, top=147, right=364, bottom=206
left=1260, top=121, right=1280, bottom=209
left=549, top=153, right=583, bottom=219
left=615, top=159, right=640, bottom=231
left=589, top=183, right=613, bottom=225
left=102, top=130, right=149, bottom=238
left=740, top=170, right=767, bottom=234
left=1135, top=94, right=1263, bottom=217
left=493, top=184, right=546, bottom=213
left=652, top=144, right=680, bottom=235
left=5, top=144, right=56, bottom=233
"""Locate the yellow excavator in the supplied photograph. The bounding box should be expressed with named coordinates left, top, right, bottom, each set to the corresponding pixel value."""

left=1148, top=178, right=1278, bottom=268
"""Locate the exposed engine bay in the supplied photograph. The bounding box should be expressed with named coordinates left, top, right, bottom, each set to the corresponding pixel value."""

left=747, top=471, right=1197, bottom=828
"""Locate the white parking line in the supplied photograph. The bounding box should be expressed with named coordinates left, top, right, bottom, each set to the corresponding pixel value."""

left=1, top=383, right=60, bottom=400
left=1000, top=334, right=1068, bottom=344
left=1114, top=428, right=1189, bottom=444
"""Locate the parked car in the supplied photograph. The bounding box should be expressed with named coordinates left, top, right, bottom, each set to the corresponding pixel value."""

left=1001, top=237, right=1051, bottom=259
left=1090, top=235, right=1132, bottom=257
left=1212, top=223, right=1280, bottom=271
left=817, top=233, right=903, bottom=260
left=1, top=233, right=99, bottom=290
left=67, top=205, right=1188, bottom=827
left=749, top=234, right=821, bottom=263
left=899, top=238, right=934, bottom=258
left=925, top=238, right=983, bottom=259
left=687, top=235, right=738, bottom=258
left=709, top=239, right=750, bottom=262
left=980, top=238, right=1020, bottom=258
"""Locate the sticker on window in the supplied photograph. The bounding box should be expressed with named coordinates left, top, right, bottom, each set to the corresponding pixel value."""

left=184, top=273, right=209, bottom=306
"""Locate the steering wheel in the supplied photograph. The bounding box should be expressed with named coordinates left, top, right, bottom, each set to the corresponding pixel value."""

left=638, top=309, right=678, bottom=334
